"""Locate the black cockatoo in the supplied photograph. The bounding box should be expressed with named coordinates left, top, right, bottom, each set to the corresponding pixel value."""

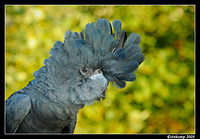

left=6, top=18, right=145, bottom=133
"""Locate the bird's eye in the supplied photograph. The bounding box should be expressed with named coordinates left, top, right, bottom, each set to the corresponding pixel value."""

left=80, top=66, right=93, bottom=76
left=82, top=67, right=88, bottom=73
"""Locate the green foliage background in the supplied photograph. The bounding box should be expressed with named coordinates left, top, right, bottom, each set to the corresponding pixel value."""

left=5, top=5, right=195, bottom=133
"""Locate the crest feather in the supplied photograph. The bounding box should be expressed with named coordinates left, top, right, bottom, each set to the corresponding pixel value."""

left=48, top=18, right=145, bottom=89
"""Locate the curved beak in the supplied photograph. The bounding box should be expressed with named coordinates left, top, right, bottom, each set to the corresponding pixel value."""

left=89, top=69, right=109, bottom=94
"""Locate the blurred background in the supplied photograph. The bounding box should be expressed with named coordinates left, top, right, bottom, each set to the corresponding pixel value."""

left=5, top=5, right=195, bottom=133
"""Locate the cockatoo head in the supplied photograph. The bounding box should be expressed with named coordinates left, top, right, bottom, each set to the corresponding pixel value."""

left=33, top=18, right=145, bottom=105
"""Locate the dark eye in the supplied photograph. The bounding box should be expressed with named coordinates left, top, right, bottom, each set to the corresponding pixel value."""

left=80, top=66, right=92, bottom=76
left=82, top=67, right=88, bottom=72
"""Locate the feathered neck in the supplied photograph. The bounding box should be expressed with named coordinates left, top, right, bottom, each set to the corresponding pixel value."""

left=31, top=60, right=84, bottom=109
